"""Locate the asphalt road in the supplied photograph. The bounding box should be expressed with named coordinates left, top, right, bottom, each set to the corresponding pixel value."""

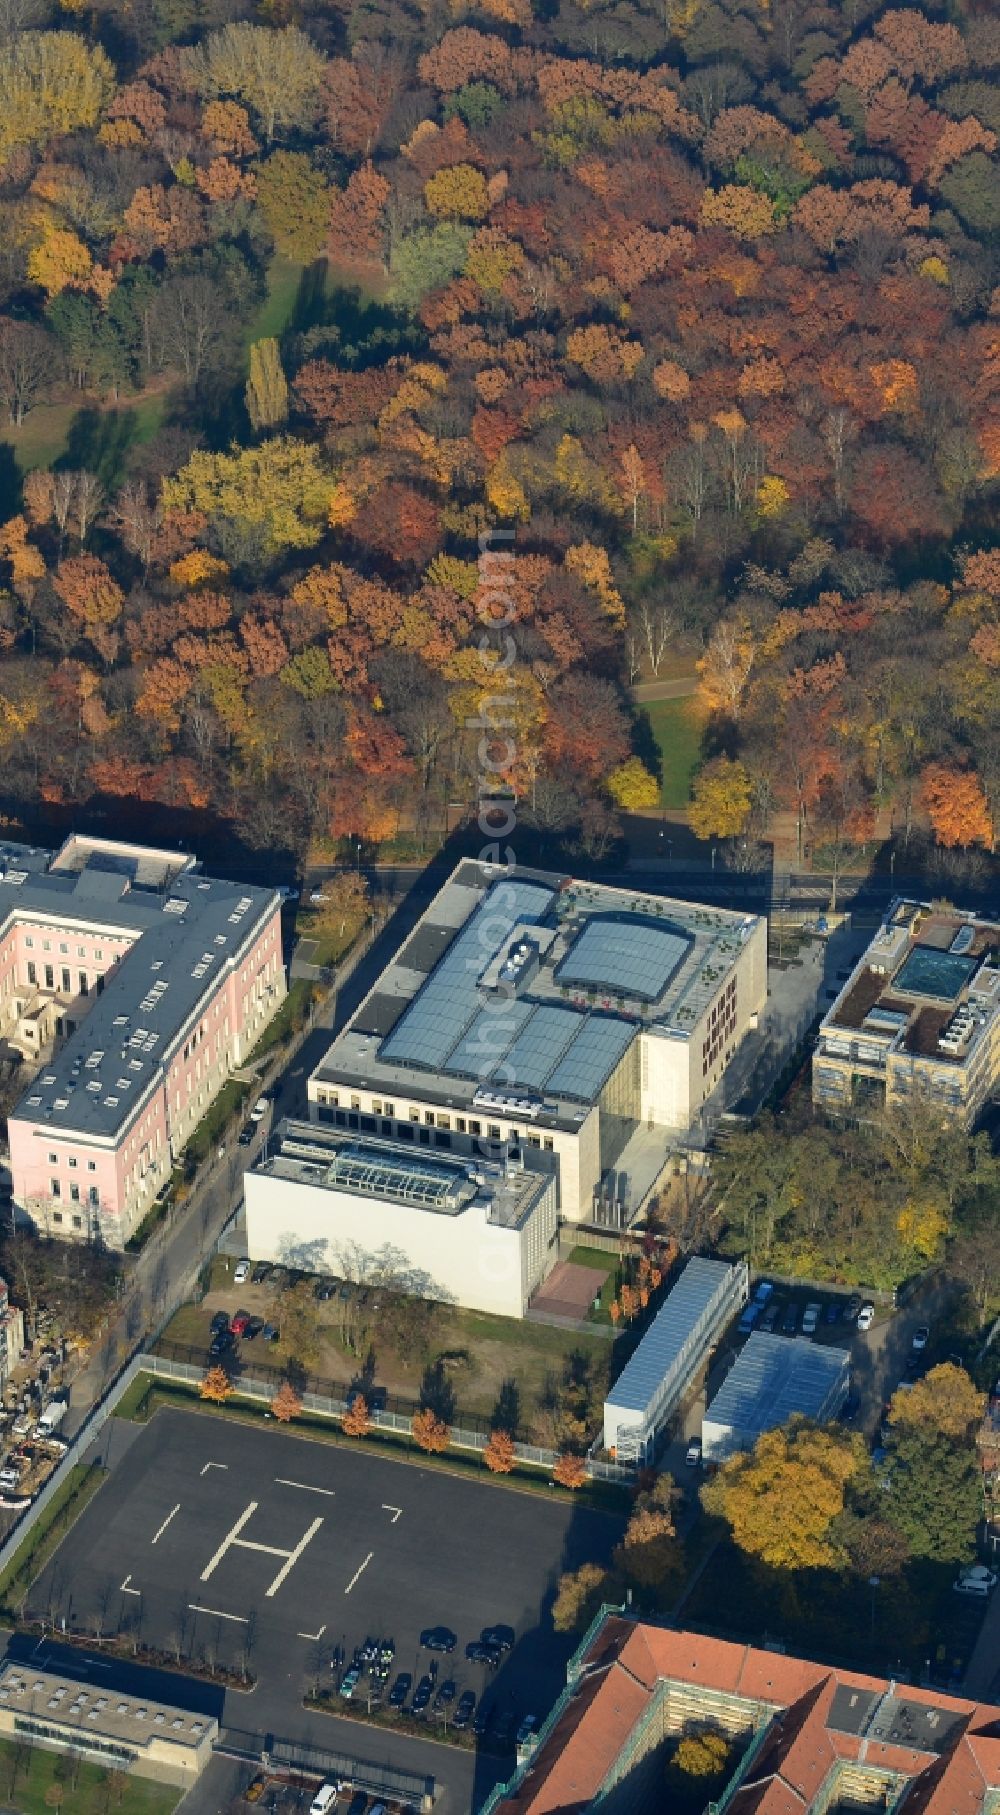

left=27, top=1406, right=625, bottom=1812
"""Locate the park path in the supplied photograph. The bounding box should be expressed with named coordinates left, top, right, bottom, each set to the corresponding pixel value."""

left=632, top=675, right=699, bottom=703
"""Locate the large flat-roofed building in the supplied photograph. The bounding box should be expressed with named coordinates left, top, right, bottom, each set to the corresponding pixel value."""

left=0, top=1659, right=217, bottom=1788
left=245, top=1117, right=557, bottom=1317
left=4, top=834, right=285, bottom=1247
left=702, top=1332, right=849, bottom=1462
left=308, top=861, right=767, bottom=1226
left=813, top=898, right=1000, bottom=1124
left=489, top=1611, right=1000, bottom=1815
left=603, top=1257, right=747, bottom=1461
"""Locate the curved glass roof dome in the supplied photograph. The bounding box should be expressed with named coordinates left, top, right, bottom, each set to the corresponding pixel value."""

left=555, top=912, right=690, bottom=1003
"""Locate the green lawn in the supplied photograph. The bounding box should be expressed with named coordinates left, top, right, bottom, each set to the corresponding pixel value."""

left=6, top=389, right=168, bottom=477
left=642, top=697, right=706, bottom=809
left=247, top=254, right=308, bottom=346
left=184, top=1078, right=249, bottom=1170
left=245, top=977, right=315, bottom=1065
left=0, top=1738, right=178, bottom=1813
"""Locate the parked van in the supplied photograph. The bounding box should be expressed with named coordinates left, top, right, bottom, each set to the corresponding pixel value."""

left=37, top=1400, right=67, bottom=1438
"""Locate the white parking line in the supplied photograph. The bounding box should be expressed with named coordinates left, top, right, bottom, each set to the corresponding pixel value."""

left=275, top=1479, right=336, bottom=1498
left=382, top=1504, right=402, bottom=1524
left=188, top=1604, right=248, bottom=1625
left=120, top=1574, right=141, bottom=1598
left=266, top=1518, right=324, bottom=1598
left=344, top=1552, right=374, bottom=1595
left=298, top=1623, right=327, bottom=1642
left=200, top=1503, right=259, bottom=1581
left=201, top=1463, right=228, bottom=1476
left=151, top=1504, right=180, bottom=1545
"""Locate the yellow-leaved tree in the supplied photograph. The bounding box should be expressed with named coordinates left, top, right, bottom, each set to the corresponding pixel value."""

left=607, top=757, right=659, bottom=810
left=0, top=32, right=115, bottom=159
left=161, top=437, right=331, bottom=557
left=701, top=1419, right=864, bottom=1570
left=689, top=756, right=753, bottom=841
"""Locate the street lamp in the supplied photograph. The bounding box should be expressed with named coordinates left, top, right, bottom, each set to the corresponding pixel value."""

left=711, top=847, right=717, bottom=872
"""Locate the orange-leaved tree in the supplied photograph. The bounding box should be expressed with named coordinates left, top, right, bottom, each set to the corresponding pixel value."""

left=920, top=763, right=993, bottom=850
left=200, top=1365, right=233, bottom=1403
left=412, top=1408, right=450, bottom=1453
left=342, top=1394, right=371, bottom=1437
left=483, top=1430, right=516, bottom=1474
left=552, top=1453, right=586, bottom=1490
left=271, top=1380, right=302, bottom=1423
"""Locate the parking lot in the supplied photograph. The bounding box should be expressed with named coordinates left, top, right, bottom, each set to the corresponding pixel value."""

left=26, top=1406, right=624, bottom=1802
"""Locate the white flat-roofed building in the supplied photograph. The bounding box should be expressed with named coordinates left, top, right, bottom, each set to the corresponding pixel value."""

left=702, top=1332, right=850, bottom=1463
left=603, top=1257, right=747, bottom=1460
left=244, top=1117, right=558, bottom=1318
left=307, top=861, right=767, bottom=1227
left=0, top=1660, right=218, bottom=1788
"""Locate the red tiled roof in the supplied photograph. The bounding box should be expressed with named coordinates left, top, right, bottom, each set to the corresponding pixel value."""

left=495, top=1621, right=1000, bottom=1815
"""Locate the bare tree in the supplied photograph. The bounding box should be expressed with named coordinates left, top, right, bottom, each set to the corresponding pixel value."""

left=69, top=470, right=105, bottom=545
left=151, top=275, right=227, bottom=385
left=0, top=319, right=53, bottom=427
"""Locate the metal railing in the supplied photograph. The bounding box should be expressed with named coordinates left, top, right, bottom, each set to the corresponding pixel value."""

left=217, top=1725, right=434, bottom=1809
left=142, top=1351, right=636, bottom=1484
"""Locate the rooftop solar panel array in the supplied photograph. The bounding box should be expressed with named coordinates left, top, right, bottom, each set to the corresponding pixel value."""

left=556, top=914, right=690, bottom=1002
left=380, top=879, right=555, bottom=1070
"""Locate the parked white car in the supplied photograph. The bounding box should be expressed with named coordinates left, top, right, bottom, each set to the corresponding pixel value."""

left=249, top=1097, right=269, bottom=1123
left=801, top=1302, right=822, bottom=1336
left=233, top=1258, right=251, bottom=1285
left=954, top=1566, right=997, bottom=1598
left=309, top=1783, right=344, bottom=1815
left=856, top=1303, right=875, bottom=1332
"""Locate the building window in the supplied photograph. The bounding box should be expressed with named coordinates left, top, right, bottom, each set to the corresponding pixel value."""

left=24, top=936, right=32, bottom=948
left=350, top=1095, right=360, bottom=1111
left=50, top=1179, right=60, bottom=1198
left=436, top=1114, right=451, bottom=1129
left=455, top=1117, right=466, bottom=1133
left=68, top=1158, right=76, bottom=1169
left=409, top=1109, right=419, bottom=1122
left=544, top=1137, right=554, bottom=1151
left=27, top=962, right=36, bottom=986
left=59, top=942, right=68, bottom=955
left=79, top=973, right=88, bottom=995
left=52, top=1211, right=62, bottom=1224
left=72, top=1215, right=82, bottom=1230
left=383, top=1102, right=395, bottom=1119
left=42, top=941, right=50, bottom=953
left=88, top=1187, right=98, bottom=1206
left=371, top=1100, right=382, bottom=1115
left=87, top=1160, right=96, bottom=1172
left=487, top=1123, right=501, bottom=1139
left=70, top=1184, right=79, bottom=1202
left=61, top=968, right=70, bottom=992
left=77, top=947, right=85, bottom=958
left=424, top=1111, right=434, bottom=1126
left=44, top=966, right=53, bottom=989
left=469, top=1119, right=481, bottom=1136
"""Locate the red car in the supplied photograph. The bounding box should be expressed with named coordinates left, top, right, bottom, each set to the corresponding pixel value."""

left=230, top=1310, right=251, bottom=1336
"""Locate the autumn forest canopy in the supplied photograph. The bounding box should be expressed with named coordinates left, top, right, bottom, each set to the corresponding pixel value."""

left=0, top=0, right=995, bottom=863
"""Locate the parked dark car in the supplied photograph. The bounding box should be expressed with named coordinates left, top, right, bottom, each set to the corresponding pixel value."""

left=825, top=1301, right=840, bottom=1324
left=262, top=1323, right=279, bottom=1343
left=481, top=1625, right=515, bottom=1654
left=465, top=1640, right=501, bottom=1668
left=844, top=1294, right=863, bottom=1323
left=411, top=1676, right=433, bottom=1714
left=782, top=1301, right=800, bottom=1334
left=251, top=1263, right=270, bottom=1285
left=472, top=1702, right=493, bottom=1738
left=420, top=1626, right=457, bottom=1653
left=208, top=1332, right=233, bottom=1359
left=209, top=1312, right=230, bottom=1335
left=452, top=1691, right=477, bottom=1731
left=237, top=1126, right=254, bottom=1147
left=838, top=1393, right=861, bottom=1424
left=435, top=1679, right=457, bottom=1709
left=243, top=1317, right=264, bottom=1341
left=388, top=1673, right=411, bottom=1709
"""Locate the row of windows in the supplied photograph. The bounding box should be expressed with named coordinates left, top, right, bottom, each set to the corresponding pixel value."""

left=27, top=962, right=97, bottom=996
left=50, top=1179, right=99, bottom=1205
left=316, top=1091, right=555, bottom=1152
left=24, top=937, right=108, bottom=959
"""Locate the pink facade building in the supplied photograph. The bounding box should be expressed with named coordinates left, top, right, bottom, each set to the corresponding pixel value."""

left=4, top=836, right=285, bottom=1248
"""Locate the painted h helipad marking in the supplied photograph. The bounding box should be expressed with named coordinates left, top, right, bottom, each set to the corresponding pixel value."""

left=298, top=1622, right=327, bottom=1642
left=344, top=1552, right=374, bottom=1595
left=120, top=1574, right=140, bottom=1598
left=151, top=1504, right=180, bottom=1545
left=382, top=1504, right=402, bottom=1524
left=188, top=1604, right=248, bottom=1626
left=275, top=1478, right=336, bottom=1498
left=199, top=1501, right=324, bottom=1598
left=201, top=1462, right=228, bottom=1476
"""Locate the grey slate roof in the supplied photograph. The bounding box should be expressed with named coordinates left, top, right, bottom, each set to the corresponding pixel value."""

left=4, top=843, right=278, bottom=1142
